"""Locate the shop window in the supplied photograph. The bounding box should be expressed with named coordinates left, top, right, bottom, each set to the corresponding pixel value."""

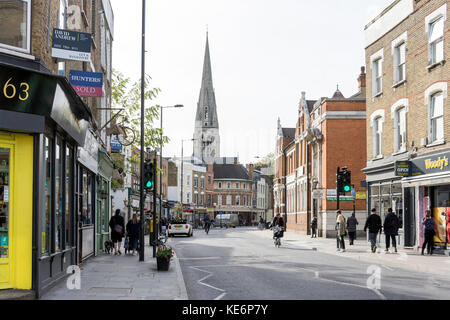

left=80, top=168, right=93, bottom=226
left=42, top=137, right=52, bottom=255
left=65, top=146, right=73, bottom=248
left=0, top=0, right=31, bottom=54
left=55, top=137, right=63, bottom=251
left=0, top=149, right=10, bottom=259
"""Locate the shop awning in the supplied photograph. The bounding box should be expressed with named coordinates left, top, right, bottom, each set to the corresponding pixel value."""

left=0, top=63, right=93, bottom=146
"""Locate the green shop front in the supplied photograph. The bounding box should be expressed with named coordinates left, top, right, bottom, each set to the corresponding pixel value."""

left=96, top=150, right=113, bottom=255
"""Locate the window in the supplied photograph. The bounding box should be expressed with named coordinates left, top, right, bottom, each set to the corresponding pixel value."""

left=186, top=175, right=190, bottom=186
left=217, top=195, right=222, bottom=205
left=218, top=182, right=222, bottom=189
left=194, top=193, right=198, bottom=205
left=200, top=176, right=205, bottom=189
left=201, top=194, right=204, bottom=205
left=430, top=92, right=444, bottom=142
left=0, top=0, right=31, bottom=53
left=374, top=117, right=383, bottom=157
left=55, top=137, right=63, bottom=251
left=187, top=193, right=190, bottom=204
left=429, top=17, right=444, bottom=65
left=395, top=107, right=407, bottom=152
left=207, top=194, right=211, bottom=206
left=194, top=177, right=198, bottom=188
left=235, top=183, right=240, bottom=189
left=227, top=182, right=231, bottom=189
left=394, top=43, right=406, bottom=83
left=373, top=58, right=382, bottom=95
left=42, top=137, right=52, bottom=254
left=226, top=195, right=232, bottom=205
left=236, top=196, right=240, bottom=206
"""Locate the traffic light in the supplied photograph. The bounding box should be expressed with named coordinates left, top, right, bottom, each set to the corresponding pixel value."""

left=342, top=169, right=352, bottom=193
left=144, top=159, right=155, bottom=192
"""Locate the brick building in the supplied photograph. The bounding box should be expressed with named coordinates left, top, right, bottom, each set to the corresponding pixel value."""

left=274, top=68, right=367, bottom=237
left=363, top=0, right=449, bottom=249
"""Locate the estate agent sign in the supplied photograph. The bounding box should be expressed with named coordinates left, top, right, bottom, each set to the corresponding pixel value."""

left=52, top=28, right=92, bottom=62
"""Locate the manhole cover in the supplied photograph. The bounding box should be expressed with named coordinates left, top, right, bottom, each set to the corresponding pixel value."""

left=88, top=287, right=132, bottom=295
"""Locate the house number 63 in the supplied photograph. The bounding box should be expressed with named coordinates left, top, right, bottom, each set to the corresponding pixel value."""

left=3, top=78, right=30, bottom=101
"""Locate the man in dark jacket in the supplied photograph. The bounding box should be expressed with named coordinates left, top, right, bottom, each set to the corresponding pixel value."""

left=109, top=209, right=125, bottom=255
left=364, top=208, right=382, bottom=253
left=347, top=213, right=359, bottom=245
left=311, top=217, right=318, bottom=238
left=383, top=208, right=399, bottom=253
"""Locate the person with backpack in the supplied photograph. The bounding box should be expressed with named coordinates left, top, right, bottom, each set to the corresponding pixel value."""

left=347, top=213, right=359, bottom=245
left=364, top=208, right=382, bottom=253
left=383, top=208, right=400, bottom=253
left=109, top=209, right=125, bottom=255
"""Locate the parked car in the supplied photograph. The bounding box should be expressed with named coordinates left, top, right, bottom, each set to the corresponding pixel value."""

left=168, top=219, right=193, bottom=237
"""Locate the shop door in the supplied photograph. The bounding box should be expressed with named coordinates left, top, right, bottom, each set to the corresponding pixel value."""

left=0, top=147, right=11, bottom=288
left=404, top=187, right=416, bottom=247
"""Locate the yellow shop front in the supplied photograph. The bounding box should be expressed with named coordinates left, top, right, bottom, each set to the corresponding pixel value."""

left=0, top=133, right=33, bottom=290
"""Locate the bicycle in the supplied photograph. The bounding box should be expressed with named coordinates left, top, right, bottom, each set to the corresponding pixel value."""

left=273, top=225, right=283, bottom=248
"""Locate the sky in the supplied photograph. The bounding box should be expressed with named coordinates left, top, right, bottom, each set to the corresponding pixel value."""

left=110, top=0, right=394, bottom=164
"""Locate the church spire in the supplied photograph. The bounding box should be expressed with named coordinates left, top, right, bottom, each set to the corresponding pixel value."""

left=193, top=32, right=221, bottom=161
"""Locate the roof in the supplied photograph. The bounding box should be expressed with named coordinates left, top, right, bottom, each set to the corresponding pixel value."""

left=282, top=128, right=296, bottom=139
left=213, top=164, right=250, bottom=181
left=306, top=100, right=316, bottom=113
left=332, top=87, right=345, bottom=99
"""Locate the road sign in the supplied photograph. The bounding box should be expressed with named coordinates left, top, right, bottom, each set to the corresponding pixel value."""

left=312, top=189, right=324, bottom=199
left=326, top=196, right=354, bottom=201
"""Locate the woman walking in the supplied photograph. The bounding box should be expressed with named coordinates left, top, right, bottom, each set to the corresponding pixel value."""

left=422, top=210, right=435, bottom=256
left=109, top=209, right=125, bottom=255
left=336, top=210, right=346, bottom=252
left=126, top=214, right=141, bottom=256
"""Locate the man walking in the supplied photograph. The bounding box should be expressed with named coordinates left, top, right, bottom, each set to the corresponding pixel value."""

left=383, top=208, right=399, bottom=253
left=347, top=213, right=358, bottom=245
left=336, top=210, right=346, bottom=252
left=364, top=208, right=382, bottom=253
left=422, top=210, right=435, bottom=255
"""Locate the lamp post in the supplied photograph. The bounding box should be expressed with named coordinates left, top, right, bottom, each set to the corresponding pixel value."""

left=139, top=0, right=146, bottom=262
left=158, top=105, right=183, bottom=245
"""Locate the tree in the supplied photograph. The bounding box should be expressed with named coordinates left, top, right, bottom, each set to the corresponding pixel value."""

left=110, top=70, right=169, bottom=184
left=255, top=153, right=275, bottom=168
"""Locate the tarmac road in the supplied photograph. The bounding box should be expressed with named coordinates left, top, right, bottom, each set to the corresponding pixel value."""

left=171, top=227, right=450, bottom=300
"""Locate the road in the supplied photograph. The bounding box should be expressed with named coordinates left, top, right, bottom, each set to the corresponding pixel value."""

left=170, top=227, right=450, bottom=300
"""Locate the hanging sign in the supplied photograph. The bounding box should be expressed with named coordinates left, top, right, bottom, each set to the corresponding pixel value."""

left=69, top=70, right=103, bottom=97
left=52, top=28, right=92, bottom=62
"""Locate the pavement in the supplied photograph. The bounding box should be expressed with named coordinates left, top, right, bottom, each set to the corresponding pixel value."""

left=253, top=229, right=450, bottom=276
left=40, top=236, right=188, bottom=300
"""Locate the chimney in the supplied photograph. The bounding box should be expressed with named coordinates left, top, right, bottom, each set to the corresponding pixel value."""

left=249, top=164, right=254, bottom=181
left=358, top=66, right=366, bottom=92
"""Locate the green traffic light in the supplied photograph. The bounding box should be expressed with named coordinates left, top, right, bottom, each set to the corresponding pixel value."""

left=344, top=185, right=351, bottom=192
left=146, top=181, right=153, bottom=188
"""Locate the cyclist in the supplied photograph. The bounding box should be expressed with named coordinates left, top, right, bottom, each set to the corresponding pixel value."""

left=203, top=215, right=211, bottom=234
left=272, top=213, right=285, bottom=247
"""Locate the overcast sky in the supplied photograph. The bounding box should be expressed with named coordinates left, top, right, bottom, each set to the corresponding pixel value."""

left=110, top=0, right=394, bottom=164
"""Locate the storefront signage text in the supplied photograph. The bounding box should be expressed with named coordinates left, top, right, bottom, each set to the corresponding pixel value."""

left=69, top=70, right=103, bottom=97
left=395, top=153, right=450, bottom=177
left=52, top=29, right=92, bottom=62
left=424, top=156, right=449, bottom=171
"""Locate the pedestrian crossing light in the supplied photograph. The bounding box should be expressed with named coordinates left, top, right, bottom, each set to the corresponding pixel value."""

left=144, top=159, right=155, bottom=191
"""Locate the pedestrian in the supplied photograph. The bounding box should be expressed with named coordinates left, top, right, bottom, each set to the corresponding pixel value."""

left=126, top=214, right=140, bottom=256
left=347, top=212, right=359, bottom=245
left=364, top=208, right=382, bottom=253
left=336, top=210, right=346, bottom=252
left=422, top=210, right=435, bottom=256
left=109, top=209, right=125, bottom=255
left=311, top=216, right=318, bottom=238
left=383, top=208, right=400, bottom=253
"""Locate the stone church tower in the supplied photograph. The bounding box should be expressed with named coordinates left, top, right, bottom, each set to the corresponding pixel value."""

left=193, top=33, right=220, bottom=162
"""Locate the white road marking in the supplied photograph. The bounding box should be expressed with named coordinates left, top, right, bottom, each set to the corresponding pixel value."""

left=190, top=266, right=226, bottom=300
left=179, top=257, right=221, bottom=261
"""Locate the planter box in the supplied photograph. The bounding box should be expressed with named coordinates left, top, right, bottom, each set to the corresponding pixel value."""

left=157, top=257, right=171, bottom=271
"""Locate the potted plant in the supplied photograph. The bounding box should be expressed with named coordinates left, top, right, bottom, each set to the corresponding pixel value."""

left=156, top=244, right=174, bottom=271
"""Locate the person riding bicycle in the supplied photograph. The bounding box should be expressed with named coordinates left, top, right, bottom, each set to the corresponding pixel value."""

left=272, top=213, right=285, bottom=239
left=203, top=215, right=211, bottom=233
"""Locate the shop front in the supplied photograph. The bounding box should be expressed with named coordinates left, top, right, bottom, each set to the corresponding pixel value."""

left=77, top=130, right=99, bottom=261
left=96, top=150, right=114, bottom=255
left=0, top=63, right=92, bottom=296
left=364, top=159, right=405, bottom=247
left=401, top=151, right=450, bottom=251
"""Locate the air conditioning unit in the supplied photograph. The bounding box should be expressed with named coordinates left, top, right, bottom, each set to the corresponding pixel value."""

left=421, top=137, right=428, bottom=147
